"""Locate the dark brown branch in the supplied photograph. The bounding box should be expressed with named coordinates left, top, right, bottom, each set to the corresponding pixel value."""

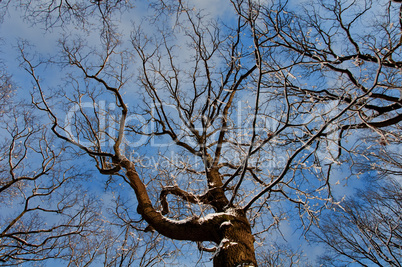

left=160, top=186, right=200, bottom=215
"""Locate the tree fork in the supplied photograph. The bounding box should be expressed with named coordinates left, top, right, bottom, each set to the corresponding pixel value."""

left=121, top=156, right=257, bottom=265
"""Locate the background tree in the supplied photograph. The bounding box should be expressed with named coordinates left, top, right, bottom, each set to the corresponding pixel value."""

left=0, top=2, right=172, bottom=266
left=312, top=176, right=402, bottom=266
left=0, top=0, right=401, bottom=266
left=311, top=132, right=402, bottom=266
left=0, top=63, right=101, bottom=264
left=257, top=243, right=313, bottom=267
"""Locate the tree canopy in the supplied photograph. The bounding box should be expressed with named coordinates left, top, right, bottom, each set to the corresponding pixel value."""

left=0, top=0, right=401, bottom=266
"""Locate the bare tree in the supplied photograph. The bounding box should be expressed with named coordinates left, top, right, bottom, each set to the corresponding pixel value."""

left=311, top=135, right=402, bottom=266
left=0, top=54, right=171, bottom=267
left=257, top=243, right=313, bottom=267
left=0, top=79, right=101, bottom=264
left=0, top=3, right=172, bottom=266
left=0, top=0, right=132, bottom=29
left=312, top=177, right=402, bottom=266
left=0, top=0, right=401, bottom=266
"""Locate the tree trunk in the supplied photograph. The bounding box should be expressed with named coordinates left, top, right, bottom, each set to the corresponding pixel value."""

left=213, top=211, right=257, bottom=267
